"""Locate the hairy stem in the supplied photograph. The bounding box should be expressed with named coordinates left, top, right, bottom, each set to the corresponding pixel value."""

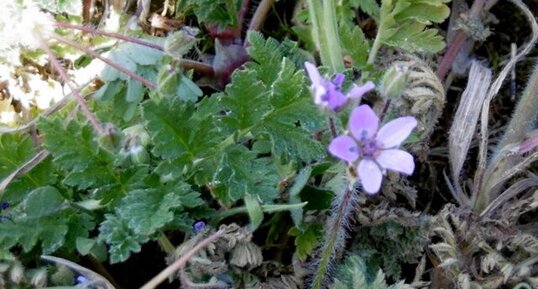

left=54, top=22, right=165, bottom=51
left=311, top=186, right=356, bottom=289
left=39, top=40, right=104, bottom=134
left=53, top=35, right=158, bottom=89
left=54, top=22, right=215, bottom=76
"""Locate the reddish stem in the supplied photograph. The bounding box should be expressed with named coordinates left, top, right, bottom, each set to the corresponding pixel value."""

left=436, top=0, right=487, bottom=80
left=55, top=22, right=165, bottom=51
left=53, top=35, right=158, bottom=89
left=55, top=22, right=215, bottom=76
left=40, top=41, right=104, bottom=134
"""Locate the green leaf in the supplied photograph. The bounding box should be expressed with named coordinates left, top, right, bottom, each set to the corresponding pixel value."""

left=260, top=59, right=325, bottom=161
left=383, top=22, right=446, bottom=53
left=246, top=32, right=285, bottom=84
left=0, top=133, right=55, bottom=203
left=126, top=77, right=144, bottom=103
left=220, top=70, right=269, bottom=131
left=245, top=194, right=263, bottom=231
left=98, top=214, right=148, bottom=263
left=288, top=223, right=322, bottom=261
left=119, top=42, right=164, bottom=66
left=0, top=210, right=93, bottom=254
left=23, top=186, right=65, bottom=218
left=143, top=97, right=221, bottom=165
left=38, top=118, right=117, bottom=190
left=393, top=3, right=450, bottom=24
left=177, top=74, right=203, bottom=102
left=187, top=0, right=242, bottom=27
left=210, top=145, right=279, bottom=205
left=378, top=0, right=450, bottom=53
left=288, top=166, right=312, bottom=228
left=340, top=24, right=369, bottom=68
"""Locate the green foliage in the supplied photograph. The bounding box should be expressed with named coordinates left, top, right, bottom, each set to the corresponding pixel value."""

left=209, top=144, right=279, bottom=205
left=288, top=223, right=322, bottom=261
left=98, top=178, right=203, bottom=262
left=180, top=0, right=242, bottom=27
left=330, top=255, right=414, bottom=289
left=352, top=211, right=429, bottom=279
left=377, top=0, right=450, bottom=53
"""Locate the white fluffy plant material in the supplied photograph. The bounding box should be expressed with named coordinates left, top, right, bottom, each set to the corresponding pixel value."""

left=0, top=0, right=55, bottom=65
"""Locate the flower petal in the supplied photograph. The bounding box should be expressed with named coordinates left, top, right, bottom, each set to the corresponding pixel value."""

left=326, top=90, right=348, bottom=111
left=332, top=73, right=345, bottom=87
left=328, top=136, right=359, bottom=163
left=376, top=116, right=417, bottom=148
left=304, top=62, right=322, bottom=86
left=376, top=149, right=415, bottom=175
left=357, top=159, right=383, bottom=194
left=346, top=81, right=375, bottom=99
left=349, top=105, right=379, bottom=140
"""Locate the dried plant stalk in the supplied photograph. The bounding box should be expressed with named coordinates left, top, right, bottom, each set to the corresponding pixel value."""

left=448, top=61, right=491, bottom=204
left=473, top=0, right=538, bottom=212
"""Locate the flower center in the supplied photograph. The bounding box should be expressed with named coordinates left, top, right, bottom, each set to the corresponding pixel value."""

left=356, top=132, right=383, bottom=159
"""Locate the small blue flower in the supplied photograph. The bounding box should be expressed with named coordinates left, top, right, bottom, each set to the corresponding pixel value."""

left=193, top=220, right=206, bottom=233
left=1, top=202, right=9, bottom=210
left=304, top=62, right=374, bottom=111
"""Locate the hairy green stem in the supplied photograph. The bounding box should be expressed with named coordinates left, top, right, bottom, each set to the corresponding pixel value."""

left=307, top=0, right=344, bottom=73
left=476, top=62, right=538, bottom=212
left=311, top=185, right=356, bottom=289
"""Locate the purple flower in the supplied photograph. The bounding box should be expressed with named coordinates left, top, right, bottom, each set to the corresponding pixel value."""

left=193, top=220, right=206, bottom=233
left=328, top=105, right=417, bottom=194
left=304, top=62, right=375, bottom=111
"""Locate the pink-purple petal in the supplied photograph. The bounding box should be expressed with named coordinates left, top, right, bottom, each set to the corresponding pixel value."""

left=376, top=149, right=415, bottom=175
left=376, top=116, right=417, bottom=148
left=357, top=159, right=383, bottom=194
left=328, top=136, right=359, bottom=163
left=349, top=105, right=379, bottom=140
left=304, top=62, right=322, bottom=86
left=346, top=81, right=375, bottom=99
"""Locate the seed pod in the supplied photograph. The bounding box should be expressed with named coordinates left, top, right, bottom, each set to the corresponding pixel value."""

left=9, top=261, right=24, bottom=284
left=30, top=268, right=47, bottom=288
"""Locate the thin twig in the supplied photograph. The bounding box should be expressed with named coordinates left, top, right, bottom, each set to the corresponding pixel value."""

left=54, top=22, right=165, bottom=51
left=53, top=35, right=158, bottom=89
left=55, top=22, right=215, bottom=76
left=139, top=229, right=225, bottom=289
left=40, top=40, right=105, bottom=133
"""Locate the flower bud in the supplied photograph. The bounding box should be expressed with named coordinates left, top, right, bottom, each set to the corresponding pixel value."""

left=96, top=123, right=122, bottom=152
left=129, top=145, right=149, bottom=164
left=380, top=64, right=408, bottom=99
left=123, top=124, right=150, bottom=147
left=164, top=26, right=199, bottom=60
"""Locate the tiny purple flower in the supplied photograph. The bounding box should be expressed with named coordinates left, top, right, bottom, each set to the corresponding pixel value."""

left=193, top=220, right=206, bottom=233
left=328, top=105, right=417, bottom=194
left=304, top=62, right=375, bottom=111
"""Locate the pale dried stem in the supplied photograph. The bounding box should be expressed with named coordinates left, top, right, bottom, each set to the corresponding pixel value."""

left=480, top=176, right=538, bottom=218
left=40, top=40, right=105, bottom=134
left=53, top=35, right=158, bottom=89
left=0, top=150, right=50, bottom=198
left=139, top=229, right=225, bottom=289
left=473, top=0, right=538, bottom=212
left=448, top=61, right=491, bottom=205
